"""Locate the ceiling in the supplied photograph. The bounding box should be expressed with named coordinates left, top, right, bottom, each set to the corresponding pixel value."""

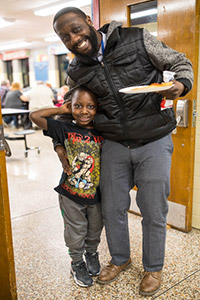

left=0, top=0, right=91, bottom=52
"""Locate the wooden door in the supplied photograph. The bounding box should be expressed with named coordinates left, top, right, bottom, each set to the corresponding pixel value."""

left=0, top=102, right=17, bottom=299
left=157, top=0, right=199, bottom=232
left=100, top=0, right=199, bottom=232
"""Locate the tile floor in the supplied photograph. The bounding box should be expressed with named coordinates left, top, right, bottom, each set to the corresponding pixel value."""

left=4, top=126, right=200, bottom=300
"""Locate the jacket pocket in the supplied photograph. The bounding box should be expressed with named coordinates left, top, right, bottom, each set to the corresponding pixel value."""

left=111, top=51, right=146, bottom=84
left=75, top=70, right=96, bottom=85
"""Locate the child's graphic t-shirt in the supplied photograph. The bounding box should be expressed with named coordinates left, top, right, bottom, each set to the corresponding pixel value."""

left=44, top=118, right=104, bottom=205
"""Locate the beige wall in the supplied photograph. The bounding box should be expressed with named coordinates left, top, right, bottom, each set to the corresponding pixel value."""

left=192, top=44, right=200, bottom=229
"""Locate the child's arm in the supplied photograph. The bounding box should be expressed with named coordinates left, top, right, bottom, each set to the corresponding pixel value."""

left=29, top=102, right=71, bottom=130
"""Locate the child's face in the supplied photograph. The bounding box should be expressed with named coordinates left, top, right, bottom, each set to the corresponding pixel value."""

left=71, top=89, right=98, bottom=128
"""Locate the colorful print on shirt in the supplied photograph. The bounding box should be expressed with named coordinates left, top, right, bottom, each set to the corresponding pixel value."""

left=43, top=119, right=104, bottom=205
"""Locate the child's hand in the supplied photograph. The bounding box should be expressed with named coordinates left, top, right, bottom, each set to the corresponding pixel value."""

left=56, top=145, right=72, bottom=175
left=61, top=102, right=72, bottom=114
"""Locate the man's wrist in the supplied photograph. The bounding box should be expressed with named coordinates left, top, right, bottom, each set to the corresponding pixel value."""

left=176, top=78, right=191, bottom=96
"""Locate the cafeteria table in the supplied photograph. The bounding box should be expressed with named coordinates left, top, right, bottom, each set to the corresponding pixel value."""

left=1, top=108, right=40, bottom=157
left=1, top=108, right=30, bottom=117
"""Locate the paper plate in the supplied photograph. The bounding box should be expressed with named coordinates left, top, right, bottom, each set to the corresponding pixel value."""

left=119, top=84, right=174, bottom=94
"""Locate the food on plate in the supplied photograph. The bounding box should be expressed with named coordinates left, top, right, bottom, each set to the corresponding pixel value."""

left=129, top=81, right=173, bottom=92
left=119, top=81, right=174, bottom=93
left=150, top=81, right=173, bottom=87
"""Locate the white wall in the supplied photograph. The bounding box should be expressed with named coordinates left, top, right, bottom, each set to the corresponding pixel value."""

left=1, top=43, right=64, bottom=89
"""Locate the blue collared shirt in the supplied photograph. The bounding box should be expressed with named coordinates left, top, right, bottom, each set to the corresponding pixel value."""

left=97, top=32, right=106, bottom=62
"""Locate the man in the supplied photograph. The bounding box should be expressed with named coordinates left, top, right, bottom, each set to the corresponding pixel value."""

left=26, top=81, right=54, bottom=112
left=26, top=81, right=54, bottom=128
left=53, top=7, right=193, bottom=296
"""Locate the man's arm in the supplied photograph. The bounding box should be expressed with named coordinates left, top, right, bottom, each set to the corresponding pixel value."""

left=143, top=28, right=194, bottom=99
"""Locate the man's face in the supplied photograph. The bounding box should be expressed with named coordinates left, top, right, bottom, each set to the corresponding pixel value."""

left=54, top=12, right=99, bottom=59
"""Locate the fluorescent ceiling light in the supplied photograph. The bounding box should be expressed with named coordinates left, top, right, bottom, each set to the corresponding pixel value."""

left=0, top=42, right=32, bottom=51
left=131, top=8, right=157, bottom=19
left=0, top=17, right=15, bottom=29
left=44, top=36, right=60, bottom=42
left=34, top=0, right=91, bottom=17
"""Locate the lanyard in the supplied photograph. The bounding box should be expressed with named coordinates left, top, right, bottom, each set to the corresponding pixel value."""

left=101, top=39, right=104, bottom=55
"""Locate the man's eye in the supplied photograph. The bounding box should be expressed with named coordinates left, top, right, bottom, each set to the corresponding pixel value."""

left=73, top=27, right=81, bottom=33
left=62, top=35, right=70, bottom=43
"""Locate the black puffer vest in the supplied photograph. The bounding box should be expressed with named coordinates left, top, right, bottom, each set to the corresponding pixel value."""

left=67, top=24, right=176, bottom=148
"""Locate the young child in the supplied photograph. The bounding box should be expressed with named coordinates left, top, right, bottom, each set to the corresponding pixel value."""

left=30, top=86, right=104, bottom=287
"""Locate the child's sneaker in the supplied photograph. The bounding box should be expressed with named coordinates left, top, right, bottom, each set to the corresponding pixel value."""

left=70, top=261, right=93, bottom=287
left=85, top=252, right=100, bottom=276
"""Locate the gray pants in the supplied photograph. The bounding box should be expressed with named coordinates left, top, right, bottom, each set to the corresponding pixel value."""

left=59, top=194, right=103, bottom=263
left=100, top=134, right=173, bottom=272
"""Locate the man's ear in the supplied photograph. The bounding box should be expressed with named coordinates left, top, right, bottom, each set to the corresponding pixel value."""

left=86, top=15, right=94, bottom=27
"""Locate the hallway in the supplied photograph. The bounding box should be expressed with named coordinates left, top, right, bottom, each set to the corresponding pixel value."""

left=4, top=126, right=200, bottom=299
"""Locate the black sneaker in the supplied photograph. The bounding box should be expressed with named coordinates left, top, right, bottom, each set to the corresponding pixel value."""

left=85, top=252, right=100, bottom=276
left=70, top=261, right=93, bottom=287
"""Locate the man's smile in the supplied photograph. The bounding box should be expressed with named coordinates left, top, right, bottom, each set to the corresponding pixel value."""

left=75, top=38, right=90, bottom=52
left=76, top=39, right=87, bottom=49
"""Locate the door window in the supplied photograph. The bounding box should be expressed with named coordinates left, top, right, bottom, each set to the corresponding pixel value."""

left=130, top=0, right=157, bottom=36
left=57, top=54, right=69, bottom=87
left=5, top=60, right=13, bottom=83
left=21, top=58, right=30, bottom=88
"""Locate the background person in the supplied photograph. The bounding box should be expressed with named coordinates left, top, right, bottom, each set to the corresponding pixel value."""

left=27, top=81, right=55, bottom=128
left=30, top=86, right=104, bottom=288
left=3, top=82, right=29, bottom=128
left=0, top=79, right=10, bottom=108
left=52, top=7, right=194, bottom=296
left=46, top=82, right=58, bottom=105
left=55, top=85, right=69, bottom=107
left=27, top=81, right=54, bottom=112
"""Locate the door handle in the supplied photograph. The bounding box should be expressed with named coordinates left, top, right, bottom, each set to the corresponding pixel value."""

left=176, top=99, right=189, bottom=127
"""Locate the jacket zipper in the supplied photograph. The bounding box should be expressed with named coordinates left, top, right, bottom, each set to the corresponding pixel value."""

left=101, top=61, right=130, bottom=144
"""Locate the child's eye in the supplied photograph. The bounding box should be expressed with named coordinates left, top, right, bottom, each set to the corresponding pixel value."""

left=74, top=104, right=81, bottom=108
left=88, top=105, right=95, bottom=109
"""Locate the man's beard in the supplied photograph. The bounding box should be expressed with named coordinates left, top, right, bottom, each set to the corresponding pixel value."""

left=70, top=25, right=99, bottom=60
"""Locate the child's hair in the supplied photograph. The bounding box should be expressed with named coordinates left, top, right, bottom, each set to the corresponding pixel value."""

left=71, top=86, right=97, bottom=102
left=64, top=86, right=98, bottom=104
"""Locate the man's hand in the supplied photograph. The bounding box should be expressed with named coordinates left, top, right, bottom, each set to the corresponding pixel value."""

left=55, top=145, right=72, bottom=175
left=158, top=80, right=185, bottom=100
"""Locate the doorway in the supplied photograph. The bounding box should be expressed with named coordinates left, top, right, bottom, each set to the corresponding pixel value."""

left=127, top=0, right=198, bottom=232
